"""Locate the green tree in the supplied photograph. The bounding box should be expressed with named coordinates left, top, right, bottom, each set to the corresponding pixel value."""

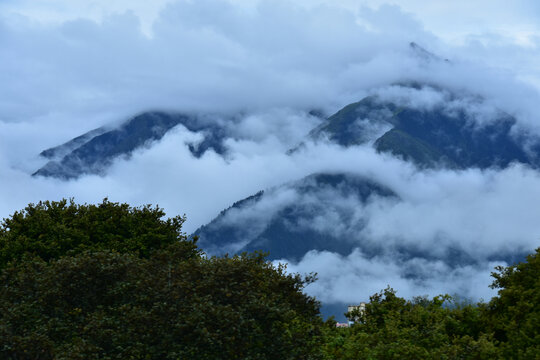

left=0, top=250, right=324, bottom=359
left=321, top=249, right=540, bottom=359
left=0, top=199, right=325, bottom=359
left=486, top=248, right=540, bottom=359
left=0, top=198, right=199, bottom=268
left=323, top=288, right=500, bottom=360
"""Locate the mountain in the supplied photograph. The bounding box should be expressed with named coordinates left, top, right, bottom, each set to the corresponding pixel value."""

left=409, top=41, right=449, bottom=63
left=36, top=82, right=531, bottom=180
left=196, top=84, right=537, bottom=261
left=34, top=112, right=229, bottom=179
left=193, top=85, right=537, bottom=320
left=32, top=80, right=537, bottom=321
left=35, top=85, right=537, bottom=260
left=194, top=169, right=513, bottom=267
left=195, top=172, right=396, bottom=261
left=307, top=85, right=538, bottom=169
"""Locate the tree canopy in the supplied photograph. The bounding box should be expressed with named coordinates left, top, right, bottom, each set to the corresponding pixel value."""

left=322, top=289, right=499, bottom=359
left=0, top=199, right=324, bottom=359
left=0, top=198, right=198, bottom=268
left=487, top=248, right=540, bottom=358
left=321, top=249, right=540, bottom=360
left=0, top=250, right=323, bottom=359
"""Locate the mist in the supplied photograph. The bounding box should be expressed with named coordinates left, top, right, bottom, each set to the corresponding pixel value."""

left=1, top=0, right=540, bottom=307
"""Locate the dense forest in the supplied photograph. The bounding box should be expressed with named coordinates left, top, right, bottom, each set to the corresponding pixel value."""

left=0, top=199, right=538, bottom=359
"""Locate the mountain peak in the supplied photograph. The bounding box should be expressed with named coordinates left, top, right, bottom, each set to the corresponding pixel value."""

left=409, top=41, right=449, bottom=63
left=33, top=112, right=230, bottom=179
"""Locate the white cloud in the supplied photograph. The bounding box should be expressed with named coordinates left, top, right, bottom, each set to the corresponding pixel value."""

left=0, top=0, right=540, bottom=305
left=279, top=249, right=501, bottom=304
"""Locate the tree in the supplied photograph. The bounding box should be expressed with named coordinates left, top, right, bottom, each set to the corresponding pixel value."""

left=0, top=199, right=324, bottom=359
left=486, top=248, right=540, bottom=359
left=324, top=287, right=500, bottom=360
left=0, top=250, right=324, bottom=359
left=321, top=248, right=540, bottom=360
left=0, top=198, right=199, bottom=268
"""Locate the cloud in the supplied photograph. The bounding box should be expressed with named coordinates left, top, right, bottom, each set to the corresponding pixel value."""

left=199, top=143, right=540, bottom=260
left=0, top=1, right=430, bottom=129
left=0, top=0, right=540, bottom=307
left=279, top=249, right=501, bottom=304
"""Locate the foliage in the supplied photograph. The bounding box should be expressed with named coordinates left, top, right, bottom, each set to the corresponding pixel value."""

left=0, top=250, right=323, bottom=359
left=0, top=198, right=199, bottom=268
left=486, top=248, right=540, bottom=359
left=322, top=249, right=540, bottom=360
left=322, top=288, right=499, bottom=360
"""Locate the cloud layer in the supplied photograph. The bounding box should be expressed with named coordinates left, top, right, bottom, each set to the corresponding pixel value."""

left=1, top=0, right=540, bottom=307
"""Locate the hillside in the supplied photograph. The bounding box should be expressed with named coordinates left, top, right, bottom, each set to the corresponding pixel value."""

left=34, top=112, right=229, bottom=179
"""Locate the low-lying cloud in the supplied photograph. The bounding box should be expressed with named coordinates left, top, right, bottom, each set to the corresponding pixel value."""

left=1, top=0, right=540, bottom=307
left=281, top=249, right=501, bottom=304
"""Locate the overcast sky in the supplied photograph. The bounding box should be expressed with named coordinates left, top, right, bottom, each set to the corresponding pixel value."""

left=1, top=0, right=540, bottom=305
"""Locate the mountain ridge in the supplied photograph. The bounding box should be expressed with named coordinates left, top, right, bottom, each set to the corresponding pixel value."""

left=34, top=112, right=230, bottom=179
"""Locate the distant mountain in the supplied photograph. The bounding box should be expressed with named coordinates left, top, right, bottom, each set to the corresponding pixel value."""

left=33, top=79, right=537, bottom=321
left=307, top=85, right=538, bottom=169
left=35, top=84, right=538, bottom=261
left=194, top=169, right=517, bottom=267
left=195, top=172, right=396, bottom=261
left=39, top=127, right=109, bottom=160
left=409, top=41, right=449, bottom=63
left=196, top=167, right=527, bottom=321
left=34, top=112, right=229, bottom=179
left=196, top=85, right=537, bottom=262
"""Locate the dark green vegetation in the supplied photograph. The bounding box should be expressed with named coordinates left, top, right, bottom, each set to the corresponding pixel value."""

left=0, top=198, right=197, bottom=267
left=486, top=250, right=540, bottom=359
left=322, top=248, right=540, bottom=359
left=0, top=251, right=324, bottom=359
left=323, top=291, right=500, bottom=359
left=0, top=199, right=537, bottom=359
left=0, top=200, right=322, bottom=359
